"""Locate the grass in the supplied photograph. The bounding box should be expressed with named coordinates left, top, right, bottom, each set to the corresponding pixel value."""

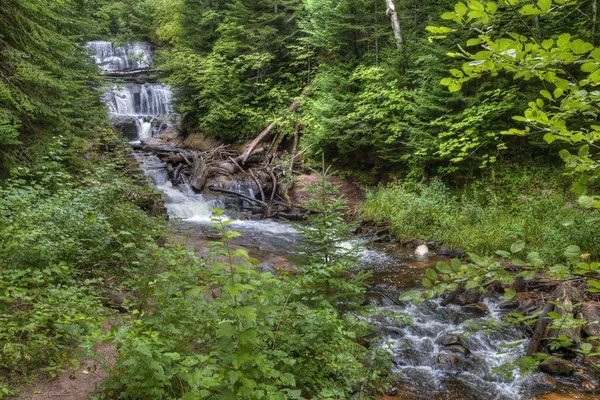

left=362, top=167, right=600, bottom=264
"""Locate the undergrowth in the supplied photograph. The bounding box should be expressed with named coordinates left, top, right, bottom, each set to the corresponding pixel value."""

left=363, top=165, right=600, bottom=263
left=0, top=135, right=166, bottom=395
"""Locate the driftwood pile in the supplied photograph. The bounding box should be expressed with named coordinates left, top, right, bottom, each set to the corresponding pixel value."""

left=132, top=141, right=307, bottom=221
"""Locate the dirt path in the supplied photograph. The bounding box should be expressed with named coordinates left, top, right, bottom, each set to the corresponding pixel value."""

left=16, top=340, right=115, bottom=400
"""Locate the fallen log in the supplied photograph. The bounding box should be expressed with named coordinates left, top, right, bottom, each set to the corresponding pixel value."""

left=190, top=154, right=208, bottom=191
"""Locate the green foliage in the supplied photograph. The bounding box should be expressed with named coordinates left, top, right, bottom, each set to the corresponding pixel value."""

left=154, top=0, right=305, bottom=141
left=103, top=208, right=381, bottom=399
left=0, top=0, right=107, bottom=174
left=0, top=136, right=168, bottom=385
left=363, top=176, right=600, bottom=263
left=431, top=0, right=600, bottom=204
left=294, top=165, right=371, bottom=308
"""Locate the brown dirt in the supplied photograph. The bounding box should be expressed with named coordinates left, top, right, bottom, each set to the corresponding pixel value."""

left=181, top=132, right=223, bottom=151
left=16, top=327, right=116, bottom=400
left=290, top=173, right=365, bottom=217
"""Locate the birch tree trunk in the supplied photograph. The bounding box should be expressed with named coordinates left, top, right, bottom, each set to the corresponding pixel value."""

left=385, top=0, right=403, bottom=46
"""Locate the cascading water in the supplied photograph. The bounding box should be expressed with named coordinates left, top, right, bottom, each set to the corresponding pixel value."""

left=86, top=41, right=172, bottom=140
left=86, top=41, right=152, bottom=71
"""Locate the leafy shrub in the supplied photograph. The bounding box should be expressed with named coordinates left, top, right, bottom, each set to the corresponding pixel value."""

left=0, top=138, right=167, bottom=384
left=103, top=210, right=378, bottom=399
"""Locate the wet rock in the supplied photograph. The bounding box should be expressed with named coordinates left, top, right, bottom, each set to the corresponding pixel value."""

left=437, top=247, right=451, bottom=256
left=453, top=289, right=481, bottom=306
left=581, top=302, right=600, bottom=337
left=499, top=299, right=520, bottom=311
left=582, top=380, right=596, bottom=393
left=521, top=374, right=557, bottom=395
left=539, top=357, right=576, bottom=376
left=435, top=334, right=462, bottom=347
left=110, top=114, right=139, bottom=140
left=516, top=297, right=542, bottom=315
left=463, top=302, right=489, bottom=316
left=545, top=283, right=584, bottom=346
left=415, top=244, right=429, bottom=257
left=384, top=326, right=404, bottom=336
left=452, top=247, right=465, bottom=257
left=512, top=277, right=527, bottom=292
left=436, top=353, right=459, bottom=365
left=446, top=344, right=470, bottom=356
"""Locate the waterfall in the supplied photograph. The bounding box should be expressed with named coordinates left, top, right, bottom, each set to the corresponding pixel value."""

left=104, top=83, right=172, bottom=116
left=87, top=40, right=172, bottom=141
left=86, top=41, right=152, bottom=71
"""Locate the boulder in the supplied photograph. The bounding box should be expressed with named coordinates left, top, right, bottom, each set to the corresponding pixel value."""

left=452, top=247, right=465, bottom=257
left=453, top=289, right=481, bottom=306
left=521, top=374, right=557, bottom=395
left=437, top=247, right=451, bottom=256
left=463, top=302, right=489, bottom=316
left=581, top=302, right=600, bottom=337
left=435, top=334, right=462, bottom=347
left=110, top=114, right=139, bottom=140
left=415, top=244, right=429, bottom=257
left=446, top=344, right=470, bottom=356
left=539, top=357, right=576, bottom=376
left=436, top=353, right=459, bottom=365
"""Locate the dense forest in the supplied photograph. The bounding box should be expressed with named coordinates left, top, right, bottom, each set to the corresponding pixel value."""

left=1, top=0, right=600, bottom=398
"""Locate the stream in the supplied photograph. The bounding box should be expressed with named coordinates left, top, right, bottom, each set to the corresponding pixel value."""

left=88, top=41, right=595, bottom=400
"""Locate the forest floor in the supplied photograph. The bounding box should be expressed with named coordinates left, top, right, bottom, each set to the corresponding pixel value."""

left=15, top=327, right=115, bottom=400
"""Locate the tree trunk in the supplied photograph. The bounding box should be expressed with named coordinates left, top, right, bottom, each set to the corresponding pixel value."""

left=384, top=0, right=403, bottom=46
left=593, top=0, right=598, bottom=44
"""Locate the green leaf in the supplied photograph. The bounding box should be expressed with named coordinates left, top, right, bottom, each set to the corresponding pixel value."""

left=520, top=4, right=541, bottom=15
left=467, top=37, right=483, bottom=46
left=495, top=250, right=512, bottom=258
left=455, top=2, right=468, bottom=16
left=564, top=245, right=581, bottom=259
left=421, top=277, right=432, bottom=288
left=451, top=258, right=462, bottom=271
left=580, top=343, right=593, bottom=353
left=426, top=268, right=437, bottom=280
left=436, top=261, right=452, bottom=274
left=587, top=279, right=600, bottom=289
left=510, top=240, right=525, bottom=254
left=426, top=26, right=454, bottom=34
left=571, top=39, right=593, bottom=55
left=589, top=69, right=600, bottom=82
left=537, top=0, right=551, bottom=12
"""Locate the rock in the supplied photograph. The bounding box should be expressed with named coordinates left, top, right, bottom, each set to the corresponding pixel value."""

left=452, top=247, right=465, bottom=257
left=463, top=302, right=489, bottom=316
left=415, top=244, right=429, bottom=257
left=581, top=302, right=600, bottom=337
left=446, top=344, right=470, bottom=356
left=383, top=326, right=404, bottom=335
left=521, top=374, right=557, bottom=395
left=437, top=247, right=451, bottom=256
left=546, top=283, right=584, bottom=346
left=582, top=380, right=596, bottom=393
left=453, top=289, right=481, bottom=306
left=499, top=300, right=520, bottom=311
left=258, top=262, right=277, bottom=275
left=436, top=353, right=459, bottom=365
left=435, top=334, right=462, bottom=347
left=539, top=357, right=576, bottom=376
left=110, top=114, right=139, bottom=140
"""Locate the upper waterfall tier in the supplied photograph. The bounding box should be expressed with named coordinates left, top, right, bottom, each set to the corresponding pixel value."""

left=104, top=83, right=172, bottom=117
left=86, top=41, right=152, bottom=71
